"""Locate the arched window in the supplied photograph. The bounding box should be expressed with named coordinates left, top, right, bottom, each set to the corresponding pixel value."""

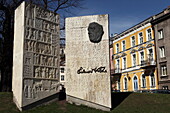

left=141, top=74, right=146, bottom=88
left=133, top=76, right=138, bottom=91
left=124, top=77, right=128, bottom=90
left=150, top=73, right=155, bottom=87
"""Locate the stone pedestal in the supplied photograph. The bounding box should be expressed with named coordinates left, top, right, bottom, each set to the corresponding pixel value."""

left=65, top=14, right=111, bottom=111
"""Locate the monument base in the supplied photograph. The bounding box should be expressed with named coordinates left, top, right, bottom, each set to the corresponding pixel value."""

left=13, top=92, right=60, bottom=111
left=66, top=95, right=111, bottom=111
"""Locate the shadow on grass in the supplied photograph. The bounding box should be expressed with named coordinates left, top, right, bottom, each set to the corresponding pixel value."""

left=59, top=87, right=66, bottom=101
left=111, top=92, right=132, bottom=109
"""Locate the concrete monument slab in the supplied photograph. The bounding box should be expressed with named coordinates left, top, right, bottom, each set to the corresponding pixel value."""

left=12, top=2, right=60, bottom=110
left=65, top=15, right=111, bottom=111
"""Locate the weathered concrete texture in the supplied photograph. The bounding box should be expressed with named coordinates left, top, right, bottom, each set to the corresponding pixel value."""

left=67, top=95, right=111, bottom=111
left=12, top=2, right=25, bottom=108
left=65, top=15, right=112, bottom=111
left=12, top=2, right=60, bottom=110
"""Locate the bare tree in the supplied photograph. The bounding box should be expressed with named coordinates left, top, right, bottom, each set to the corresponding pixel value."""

left=0, top=0, right=84, bottom=91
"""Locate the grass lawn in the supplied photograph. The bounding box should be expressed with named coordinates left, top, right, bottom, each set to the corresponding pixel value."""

left=0, top=92, right=170, bottom=113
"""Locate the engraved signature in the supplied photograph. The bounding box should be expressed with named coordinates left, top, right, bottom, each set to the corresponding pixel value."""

left=77, top=67, right=107, bottom=74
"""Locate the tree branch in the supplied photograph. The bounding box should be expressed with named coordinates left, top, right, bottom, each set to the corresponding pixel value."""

left=54, top=0, right=69, bottom=12
left=42, top=0, right=48, bottom=9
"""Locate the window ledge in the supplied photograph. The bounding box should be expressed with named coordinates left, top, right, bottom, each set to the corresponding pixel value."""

left=159, top=57, right=167, bottom=62
left=150, top=86, right=156, bottom=88
left=160, top=75, right=168, bottom=78
left=160, top=57, right=166, bottom=59
left=158, top=38, right=164, bottom=41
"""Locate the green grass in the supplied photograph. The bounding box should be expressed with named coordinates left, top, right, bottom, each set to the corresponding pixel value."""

left=0, top=92, right=170, bottom=113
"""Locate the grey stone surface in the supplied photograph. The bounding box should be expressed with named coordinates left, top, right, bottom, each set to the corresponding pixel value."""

left=12, top=2, right=60, bottom=110
left=67, top=95, right=111, bottom=111
left=65, top=15, right=112, bottom=111
left=152, top=9, right=170, bottom=89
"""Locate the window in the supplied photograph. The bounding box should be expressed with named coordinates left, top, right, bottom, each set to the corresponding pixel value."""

left=116, top=43, right=119, bottom=53
left=117, top=80, right=121, bottom=90
left=132, top=54, right=136, bottom=67
left=124, top=77, right=128, bottom=90
left=159, top=47, right=165, bottom=58
left=61, top=68, right=64, bottom=73
left=138, top=32, right=143, bottom=44
left=122, top=40, right=126, bottom=51
left=150, top=73, right=155, bottom=87
left=122, top=57, right=126, bottom=69
left=148, top=48, right=153, bottom=60
left=116, top=59, right=120, bottom=69
left=141, top=74, right=146, bottom=88
left=133, top=76, right=138, bottom=91
left=160, top=64, right=167, bottom=76
left=140, top=51, right=144, bottom=65
left=131, top=36, right=136, bottom=47
left=147, top=28, right=152, bottom=41
left=162, top=86, right=168, bottom=90
left=158, top=29, right=163, bottom=39
left=61, top=75, right=64, bottom=81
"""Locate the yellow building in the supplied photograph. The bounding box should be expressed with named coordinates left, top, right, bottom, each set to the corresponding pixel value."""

left=111, top=18, right=158, bottom=92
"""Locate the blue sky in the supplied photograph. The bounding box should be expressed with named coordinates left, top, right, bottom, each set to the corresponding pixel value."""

left=71, top=0, right=170, bottom=35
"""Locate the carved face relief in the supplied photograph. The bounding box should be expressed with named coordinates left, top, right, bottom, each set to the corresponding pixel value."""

left=88, top=22, right=104, bottom=43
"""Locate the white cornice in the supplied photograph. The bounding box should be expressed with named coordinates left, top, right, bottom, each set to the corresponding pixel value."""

left=113, top=23, right=151, bottom=43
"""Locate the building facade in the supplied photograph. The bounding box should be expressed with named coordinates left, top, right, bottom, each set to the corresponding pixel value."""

left=60, top=38, right=65, bottom=85
left=111, top=18, right=158, bottom=92
left=151, top=7, right=170, bottom=89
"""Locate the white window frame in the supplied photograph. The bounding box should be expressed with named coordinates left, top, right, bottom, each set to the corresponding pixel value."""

left=146, top=28, right=152, bottom=41
left=131, top=36, right=136, bottom=47
left=116, top=59, right=120, bottom=69
left=60, top=75, right=65, bottom=81
left=147, top=47, right=155, bottom=60
left=139, top=51, right=145, bottom=65
left=60, top=68, right=65, bottom=73
left=132, top=75, right=139, bottom=91
left=148, top=48, right=153, bottom=60
left=138, top=32, right=143, bottom=44
left=116, top=43, right=119, bottom=53
left=149, top=73, right=156, bottom=87
left=141, top=74, right=146, bottom=88
left=122, top=56, right=127, bottom=69
left=160, top=64, right=167, bottom=76
left=159, top=46, right=165, bottom=58
left=158, top=29, right=163, bottom=39
left=131, top=53, right=137, bottom=67
left=122, top=40, right=126, bottom=51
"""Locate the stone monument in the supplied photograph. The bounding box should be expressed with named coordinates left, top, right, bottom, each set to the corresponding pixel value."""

left=65, top=15, right=112, bottom=111
left=12, top=2, right=60, bottom=110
